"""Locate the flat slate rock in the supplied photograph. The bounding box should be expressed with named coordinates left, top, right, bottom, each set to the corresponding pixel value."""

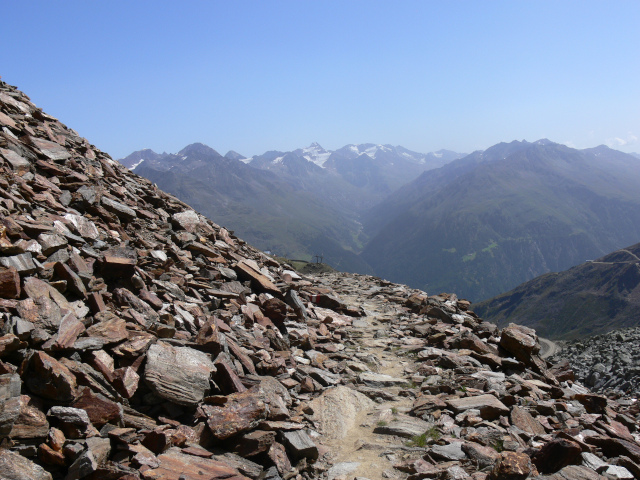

left=373, top=416, right=432, bottom=438
left=446, top=394, right=509, bottom=420
left=141, top=448, right=250, bottom=480
left=359, top=372, right=408, bottom=388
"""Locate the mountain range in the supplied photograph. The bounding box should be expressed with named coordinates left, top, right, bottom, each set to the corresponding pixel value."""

left=360, top=140, right=640, bottom=301
left=120, top=139, right=640, bottom=306
left=118, top=142, right=465, bottom=271
left=473, top=242, right=640, bottom=339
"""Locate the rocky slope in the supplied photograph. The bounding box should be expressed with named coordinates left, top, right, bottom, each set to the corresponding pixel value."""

left=549, top=326, right=640, bottom=399
left=1, top=80, right=640, bottom=480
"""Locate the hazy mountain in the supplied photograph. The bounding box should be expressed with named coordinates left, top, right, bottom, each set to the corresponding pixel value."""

left=121, top=144, right=373, bottom=273
left=249, top=143, right=466, bottom=211
left=473, top=242, right=640, bottom=340
left=361, top=140, right=640, bottom=301
left=120, top=142, right=464, bottom=265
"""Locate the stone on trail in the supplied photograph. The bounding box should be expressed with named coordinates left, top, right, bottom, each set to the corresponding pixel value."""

left=281, top=430, right=318, bottom=461
left=446, top=394, right=509, bottom=420
left=373, top=416, right=432, bottom=438
left=308, top=386, right=375, bottom=440
left=358, top=372, right=408, bottom=388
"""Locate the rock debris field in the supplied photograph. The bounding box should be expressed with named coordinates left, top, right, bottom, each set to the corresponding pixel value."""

left=550, top=327, right=640, bottom=399
left=1, top=78, right=640, bottom=480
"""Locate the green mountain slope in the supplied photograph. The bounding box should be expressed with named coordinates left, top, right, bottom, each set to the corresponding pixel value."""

left=360, top=140, right=640, bottom=301
left=473, top=242, right=640, bottom=339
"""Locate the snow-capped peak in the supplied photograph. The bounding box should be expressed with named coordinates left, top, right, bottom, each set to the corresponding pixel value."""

left=301, top=142, right=331, bottom=167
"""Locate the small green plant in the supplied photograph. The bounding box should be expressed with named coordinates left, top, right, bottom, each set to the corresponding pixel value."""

left=405, top=426, right=440, bottom=447
left=459, top=385, right=467, bottom=393
left=491, top=439, right=504, bottom=452
left=425, top=425, right=440, bottom=441
left=391, top=407, right=398, bottom=415
left=377, top=420, right=388, bottom=427
left=406, top=433, right=427, bottom=447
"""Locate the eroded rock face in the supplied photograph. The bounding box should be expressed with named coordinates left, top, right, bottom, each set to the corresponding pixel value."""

left=0, top=78, right=639, bottom=480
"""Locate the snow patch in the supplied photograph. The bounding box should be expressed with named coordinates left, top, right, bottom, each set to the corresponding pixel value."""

left=130, top=159, right=145, bottom=170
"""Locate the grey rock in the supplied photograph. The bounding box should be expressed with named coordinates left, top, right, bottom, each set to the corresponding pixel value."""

left=359, top=372, right=408, bottom=388
left=0, top=448, right=52, bottom=480
left=65, top=450, right=97, bottom=480
left=101, top=196, right=137, bottom=219
left=373, top=417, right=432, bottom=438
left=281, top=430, right=318, bottom=461
left=0, top=253, right=37, bottom=275
left=430, top=441, right=467, bottom=461
left=0, top=374, right=22, bottom=437
left=144, top=342, right=215, bottom=406
left=328, top=462, right=360, bottom=480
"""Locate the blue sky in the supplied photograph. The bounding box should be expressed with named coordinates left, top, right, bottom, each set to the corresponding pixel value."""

left=2, top=1, right=639, bottom=159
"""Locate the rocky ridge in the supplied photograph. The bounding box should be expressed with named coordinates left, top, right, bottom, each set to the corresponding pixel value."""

left=549, top=327, right=640, bottom=399
left=0, top=79, right=639, bottom=480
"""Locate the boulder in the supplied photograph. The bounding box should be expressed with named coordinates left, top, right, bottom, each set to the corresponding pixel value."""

left=144, top=342, right=215, bottom=406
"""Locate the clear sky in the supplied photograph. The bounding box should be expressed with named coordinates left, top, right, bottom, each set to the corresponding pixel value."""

left=2, top=1, right=639, bottom=159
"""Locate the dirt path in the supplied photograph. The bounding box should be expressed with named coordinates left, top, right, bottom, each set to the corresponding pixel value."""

left=314, top=274, right=424, bottom=480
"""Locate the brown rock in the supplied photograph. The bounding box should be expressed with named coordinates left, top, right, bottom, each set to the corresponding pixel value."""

left=47, top=427, right=65, bottom=451
left=268, top=441, right=292, bottom=475
left=86, top=311, right=129, bottom=344
left=489, top=451, right=535, bottom=480
left=141, top=447, right=250, bottom=480
left=585, top=435, right=640, bottom=464
left=201, top=388, right=268, bottom=440
left=113, top=366, right=140, bottom=399
left=72, top=388, right=122, bottom=427
left=38, top=442, right=66, bottom=467
left=53, top=262, right=87, bottom=298
left=0, top=373, right=21, bottom=438
left=510, top=406, right=545, bottom=436
left=213, top=359, right=247, bottom=394
left=8, top=395, right=49, bottom=440
left=499, top=323, right=539, bottom=363
left=462, top=442, right=501, bottom=469
left=52, top=312, right=85, bottom=350
left=532, top=438, right=582, bottom=474
left=0, top=267, right=20, bottom=299
left=234, top=260, right=281, bottom=296
left=446, top=394, right=510, bottom=420
left=232, top=430, right=276, bottom=457
left=0, top=334, right=23, bottom=357
left=25, top=351, right=77, bottom=402
left=574, top=393, right=607, bottom=414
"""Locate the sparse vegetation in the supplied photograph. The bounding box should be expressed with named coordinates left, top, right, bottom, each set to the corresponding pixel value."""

left=491, top=439, right=504, bottom=452
left=377, top=420, right=388, bottom=427
left=406, top=426, right=440, bottom=447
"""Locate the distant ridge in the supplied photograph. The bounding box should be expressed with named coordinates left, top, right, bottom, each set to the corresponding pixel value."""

left=473, top=242, right=640, bottom=339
